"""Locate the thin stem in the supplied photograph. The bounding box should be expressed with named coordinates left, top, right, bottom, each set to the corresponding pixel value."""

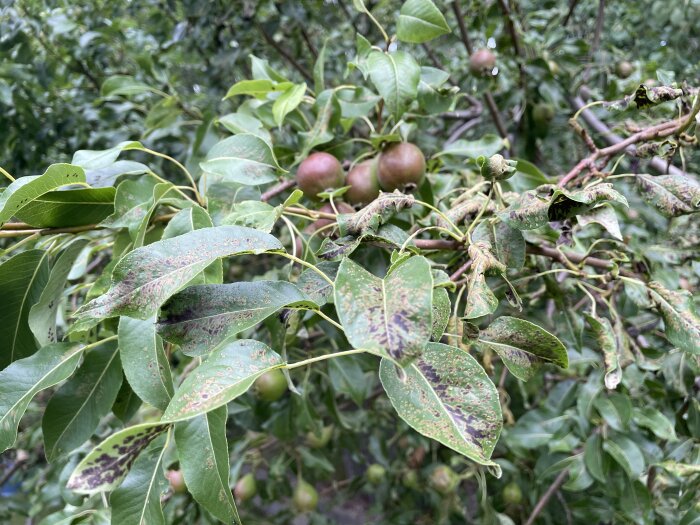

left=311, top=309, right=344, bottom=332
left=83, top=335, right=118, bottom=351
left=412, top=199, right=464, bottom=236
left=464, top=188, right=493, bottom=243
left=138, top=148, right=202, bottom=205
left=678, top=92, right=700, bottom=135
left=276, top=252, right=334, bottom=286
left=577, top=282, right=598, bottom=316
left=0, top=166, right=15, bottom=182
left=286, top=348, right=368, bottom=370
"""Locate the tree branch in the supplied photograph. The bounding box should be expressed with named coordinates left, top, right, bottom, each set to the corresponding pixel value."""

left=524, top=469, right=569, bottom=525
left=258, top=25, right=314, bottom=84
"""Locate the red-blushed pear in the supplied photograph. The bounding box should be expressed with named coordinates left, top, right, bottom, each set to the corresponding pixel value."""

left=296, top=152, right=345, bottom=200
left=377, top=142, right=426, bottom=192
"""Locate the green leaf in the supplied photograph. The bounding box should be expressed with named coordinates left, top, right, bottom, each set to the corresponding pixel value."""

left=13, top=187, right=115, bottom=227
left=199, top=134, right=283, bottom=186
left=73, top=226, right=283, bottom=329
left=366, top=50, right=421, bottom=120
left=273, top=82, right=307, bottom=127
left=112, top=379, right=142, bottom=424
left=29, top=239, right=89, bottom=345
left=577, top=204, right=622, bottom=241
left=585, top=313, right=621, bottom=389
left=162, top=339, right=283, bottom=422
left=42, top=341, right=123, bottom=462
left=498, top=188, right=551, bottom=230
left=296, top=261, right=339, bottom=307
left=101, top=75, right=156, bottom=97
left=119, top=316, right=174, bottom=411
left=217, top=113, right=272, bottom=143
left=436, top=135, right=506, bottom=159
left=223, top=79, right=276, bottom=100
left=110, top=435, right=168, bottom=525
left=380, top=342, right=502, bottom=470
left=67, top=422, right=170, bottom=494
left=603, top=436, right=645, bottom=478
left=548, top=183, right=628, bottom=222
left=158, top=281, right=315, bottom=356
left=396, top=0, right=450, bottom=43
left=583, top=433, right=607, bottom=483
left=339, top=192, right=415, bottom=237
left=0, top=249, right=50, bottom=368
left=463, top=241, right=505, bottom=319
left=222, top=200, right=281, bottom=232
left=299, top=89, right=339, bottom=156
left=0, top=164, right=86, bottom=226
left=633, top=407, right=677, bottom=441
left=647, top=282, right=700, bottom=354
left=335, top=256, right=433, bottom=366
left=313, top=40, right=328, bottom=95
left=639, top=172, right=697, bottom=217
left=175, top=407, right=241, bottom=524
left=0, top=343, right=84, bottom=452
left=475, top=316, right=568, bottom=381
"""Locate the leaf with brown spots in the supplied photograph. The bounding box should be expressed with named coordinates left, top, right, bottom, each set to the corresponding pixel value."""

left=636, top=174, right=700, bottom=218
left=379, top=342, right=502, bottom=471
left=464, top=241, right=505, bottom=319
left=72, top=226, right=283, bottom=330
left=472, top=218, right=526, bottom=269
left=585, top=313, right=621, bottom=389
left=475, top=316, right=568, bottom=381
left=338, top=191, right=415, bottom=237
left=548, top=183, right=628, bottom=222
left=67, top=422, right=170, bottom=494
left=498, top=186, right=552, bottom=230
left=334, top=256, right=433, bottom=366
left=158, top=281, right=316, bottom=356
left=647, top=282, right=700, bottom=354
left=162, top=339, right=284, bottom=422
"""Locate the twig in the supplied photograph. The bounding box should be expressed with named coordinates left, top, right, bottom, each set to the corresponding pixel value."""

left=451, top=1, right=473, bottom=55
left=524, top=469, right=569, bottom=525
left=258, top=25, right=314, bottom=84
left=563, top=0, right=581, bottom=25
left=261, top=179, right=297, bottom=202
left=496, top=0, right=525, bottom=58
left=449, top=259, right=472, bottom=281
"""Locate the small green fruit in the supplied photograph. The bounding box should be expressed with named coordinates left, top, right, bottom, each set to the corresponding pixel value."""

left=166, top=469, right=186, bottom=494
left=479, top=154, right=517, bottom=181
left=429, top=465, right=459, bottom=495
left=615, top=60, right=634, bottom=79
left=402, top=470, right=420, bottom=489
left=293, top=479, right=319, bottom=513
left=532, top=102, right=555, bottom=125
left=366, top=463, right=386, bottom=485
left=503, top=481, right=523, bottom=505
left=254, top=369, right=287, bottom=402
left=234, top=473, right=257, bottom=502
left=305, top=425, right=334, bottom=449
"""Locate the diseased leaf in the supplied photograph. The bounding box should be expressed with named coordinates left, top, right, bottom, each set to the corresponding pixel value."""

left=548, top=183, right=628, bottom=222
left=0, top=343, right=84, bottom=452
left=175, top=407, right=240, bottom=524
left=29, top=239, right=89, bottom=345
left=472, top=218, right=526, bottom=269
left=464, top=241, right=505, bottom=319
left=498, top=187, right=551, bottom=230
left=432, top=286, right=450, bottom=341
left=585, top=313, right=622, bottom=390
left=67, top=422, right=170, bottom=494
left=647, top=282, right=700, bottom=354
left=110, top=435, right=168, bottom=525
left=475, top=316, right=568, bottom=381
left=158, top=281, right=315, bottom=356
left=295, top=261, right=339, bottom=307
left=366, top=50, right=421, bottom=120
left=335, top=256, right=433, bottom=365
left=119, top=317, right=174, bottom=411
left=199, top=134, right=282, bottom=186
left=338, top=192, right=415, bottom=236
left=0, top=249, right=50, bottom=368
left=380, top=342, right=502, bottom=470
left=637, top=173, right=700, bottom=217
left=396, top=0, right=450, bottom=44
left=162, top=339, right=283, bottom=422
left=42, top=341, right=123, bottom=462
left=222, top=201, right=281, bottom=232
left=72, top=226, right=283, bottom=329
left=436, top=135, right=506, bottom=159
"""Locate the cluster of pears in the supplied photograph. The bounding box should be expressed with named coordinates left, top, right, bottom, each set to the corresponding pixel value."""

left=295, top=141, right=426, bottom=207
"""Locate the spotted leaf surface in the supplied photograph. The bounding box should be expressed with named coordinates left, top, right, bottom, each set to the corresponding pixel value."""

left=199, top=133, right=282, bottom=186
left=585, top=313, right=621, bottom=389
left=0, top=343, right=84, bottom=452
left=476, top=316, right=568, bottom=381
left=464, top=241, right=505, bottom=319
left=498, top=188, right=551, bottom=230
left=158, top=281, right=315, bottom=356
left=67, top=422, right=170, bottom=494
left=162, top=339, right=283, bottom=422
left=42, top=341, right=123, bottom=462
left=296, top=261, right=339, bottom=307
left=379, top=342, right=502, bottom=469
left=174, top=407, right=241, bottom=524
left=0, top=163, right=85, bottom=226
left=472, top=218, right=526, bottom=269
left=73, top=226, right=283, bottom=329
left=548, top=183, right=628, bottom=221
left=636, top=174, right=700, bottom=217
left=119, top=316, right=174, bottom=411
left=648, top=282, right=700, bottom=354
left=431, top=286, right=450, bottom=341
left=334, top=256, right=433, bottom=366
left=577, top=204, right=623, bottom=241
left=109, top=434, right=168, bottom=525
